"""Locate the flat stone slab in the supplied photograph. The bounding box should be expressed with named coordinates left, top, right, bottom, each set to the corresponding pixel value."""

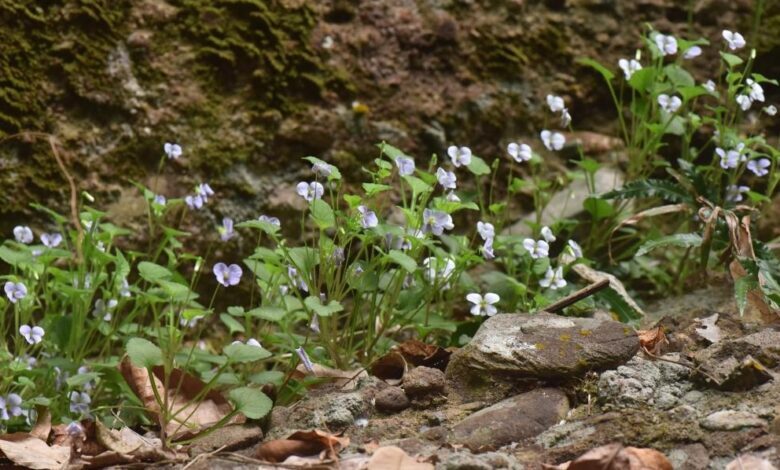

left=452, top=387, right=569, bottom=449
left=447, top=313, right=639, bottom=385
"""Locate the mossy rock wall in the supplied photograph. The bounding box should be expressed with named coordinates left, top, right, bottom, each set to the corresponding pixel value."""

left=0, top=0, right=762, bottom=234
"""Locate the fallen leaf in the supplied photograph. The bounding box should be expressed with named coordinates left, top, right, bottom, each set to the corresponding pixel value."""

left=637, top=326, right=668, bottom=355
left=119, top=356, right=243, bottom=440
left=94, top=421, right=179, bottom=462
left=367, top=446, right=434, bottom=470
left=255, top=429, right=349, bottom=463
left=726, top=454, right=777, bottom=470
left=572, top=264, right=644, bottom=319
left=30, top=407, right=52, bottom=441
left=291, top=363, right=368, bottom=390
left=51, top=420, right=104, bottom=456
left=395, top=340, right=451, bottom=371
left=694, top=313, right=721, bottom=343
left=551, top=443, right=672, bottom=470
left=0, top=435, right=71, bottom=470
left=370, top=352, right=407, bottom=385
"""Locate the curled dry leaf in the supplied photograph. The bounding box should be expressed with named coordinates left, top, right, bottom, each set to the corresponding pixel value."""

left=78, top=421, right=184, bottom=467
left=694, top=313, right=722, bottom=343
left=30, top=406, right=52, bottom=441
left=255, top=429, right=349, bottom=463
left=291, top=362, right=368, bottom=390
left=548, top=443, right=672, bottom=470
left=395, top=339, right=451, bottom=371
left=367, top=446, right=434, bottom=470
left=119, top=357, right=244, bottom=440
left=370, top=352, right=408, bottom=385
left=637, top=326, right=669, bottom=355
left=0, top=434, right=71, bottom=470
left=572, top=264, right=644, bottom=319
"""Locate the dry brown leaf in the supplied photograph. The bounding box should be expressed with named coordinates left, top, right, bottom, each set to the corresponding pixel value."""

left=395, top=340, right=451, bottom=371
left=572, top=264, right=645, bottom=317
left=0, top=435, right=71, bottom=470
left=553, top=443, right=672, bottom=470
left=370, top=352, right=408, bottom=385
left=255, top=429, right=349, bottom=463
left=694, top=313, right=721, bottom=343
left=51, top=420, right=104, bottom=456
left=637, top=326, right=668, bottom=355
left=367, top=446, right=434, bottom=470
left=725, top=454, right=777, bottom=470
left=291, top=362, right=368, bottom=390
left=94, top=421, right=180, bottom=462
left=119, top=357, right=243, bottom=440
left=30, top=407, right=52, bottom=441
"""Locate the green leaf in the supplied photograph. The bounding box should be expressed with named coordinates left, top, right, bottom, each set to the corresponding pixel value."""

left=583, top=197, right=616, bottom=220
left=678, top=85, right=709, bottom=102
left=720, top=51, right=744, bottom=68
left=378, top=142, right=406, bottom=160
left=220, top=313, right=245, bottom=334
left=532, top=257, right=551, bottom=276
left=126, top=338, right=163, bottom=368
left=636, top=233, right=703, bottom=257
left=627, top=67, right=656, bottom=92
left=0, top=246, right=32, bottom=266
left=288, top=247, right=319, bottom=276
left=575, top=158, right=601, bottom=174
left=362, top=183, right=392, bottom=197
left=467, top=156, right=491, bottom=176
left=223, top=343, right=272, bottom=363
left=601, top=179, right=691, bottom=203
left=578, top=57, right=615, bottom=81
left=235, top=219, right=280, bottom=235
left=245, top=306, right=286, bottom=322
left=248, top=370, right=285, bottom=386
left=595, top=288, right=643, bottom=322
left=66, top=372, right=100, bottom=388
left=402, top=176, right=432, bottom=195
left=137, top=262, right=173, bottom=282
left=386, top=250, right=417, bottom=273
left=304, top=296, right=343, bottom=317
left=734, top=274, right=757, bottom=316
left=664, top=64, right=695, bottom=88
left=343, top=194, right=362, bottom=209
left=158, top=280, right=196, bottom=302
left=228, top=387, right=273, bottom=419
left=309, top=199, right=335, bottom=229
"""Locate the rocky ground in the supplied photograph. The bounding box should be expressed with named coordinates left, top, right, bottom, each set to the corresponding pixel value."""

left=171, top=280, right=780, bottom=469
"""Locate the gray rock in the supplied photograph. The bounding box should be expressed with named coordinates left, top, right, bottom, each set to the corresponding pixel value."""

left=375, top=386, right=411, bottom=413
left=446, top=313, right=638, bottom=394
left=536, top=420, right=596, bottom=449
left=700, top=410, right=766, bottom=431
left=452, top=388, right=569, bottom=450
left=403, top=366, right=446, bottom=399
left=666, top=443, right=710, bottom=470
left=598, top=354, right=692, bottom=410
left=438, top=450, right=524, bottom=470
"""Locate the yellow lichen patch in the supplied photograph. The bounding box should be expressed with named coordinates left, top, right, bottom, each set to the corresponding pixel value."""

left=579, top=329, right=592, bottom=337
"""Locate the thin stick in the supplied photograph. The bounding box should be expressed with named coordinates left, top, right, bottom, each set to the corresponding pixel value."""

left=47, top=135, right=84, bottom=263
left=543, top=279, right=610, bottom=313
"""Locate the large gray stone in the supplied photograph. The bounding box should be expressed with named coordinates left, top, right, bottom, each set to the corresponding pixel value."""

left=451, top=388, right=569, bottom=450
left=446, top=313, right=639, bottom=392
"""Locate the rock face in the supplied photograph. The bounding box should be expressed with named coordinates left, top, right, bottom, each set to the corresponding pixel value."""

left=446, top=313, right=639, bottom=395
left=402, top=366, right=446, bottom=399
left=599, top=354, right=692, bottom=410
left=452, top=388, right=569, bottom=450
left=694, top=329, right=780, bottom=390
left=374, top=386, right=411, bottom=414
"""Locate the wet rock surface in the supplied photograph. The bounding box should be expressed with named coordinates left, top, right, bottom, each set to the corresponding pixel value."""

left=452, top=388, right=569, bottom=450
left=446, top=313, right=639, bottom=399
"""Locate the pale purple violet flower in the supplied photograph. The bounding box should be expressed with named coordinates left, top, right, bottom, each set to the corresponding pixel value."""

left=259, top=215, right=281, bottom=227
left=4, top=282, right=27, bottom=304
left=507, top=142, right=532, bottom=163
left=422, top=209, right=454, bottom=235
left=447, top=146, right=472, bottom=167
left=541, top=226, right=556, bottom=243
left=287, top=266, right=308, bottom=292
left=13, top=226, right=33, bottom=244
left=69, top=391, right=91, bottom=417
left=540, top=130, right=565, bottom=151
left=436, top=167, right=457, bottom=190
left=312, top=161, right=333, bottom=177
left=540, top=266, right=567, bottom=290
left=482, top=237, right=495, bottom=260
left=196, top=183, right=215, bottom=202
left=726, top=185, right=750, bottom=203
left=618, top=58, right=641, bottom=80
left=395, top=157, right=415, bottom=176
left=0, top=394, right=23, bottom=420
left=722, top=30, right=746, bottom=50
left=523, top=238, right=549, bottom=259
left=213, top=263, right=242, bottom=287
left=153, top=194, right=167, bottom=206
left=93, top=299, right=117, bottom=322
left=683, top=45, right=702, bottom=59
left=164, top=142, right=182, bottom=159
left=357, top=205, right=378, bottom=229
left=466, top=292, right=500, bottom=317
left=296, top=346, right=315, bottom=373
left=19, top=325, right=44, bottom=345
left=185, top=194, right=204, bottom=210
left=654, top=33, right=678, bottom=56
left=40, top=233, right=63, bottom=248
left=296, top=181, right=324, bottom=202
left=219, top=217, right=235, bottom=241
left=476, top=221, right=494, bottom=241
left=747, top=158, right=771, bottom=177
